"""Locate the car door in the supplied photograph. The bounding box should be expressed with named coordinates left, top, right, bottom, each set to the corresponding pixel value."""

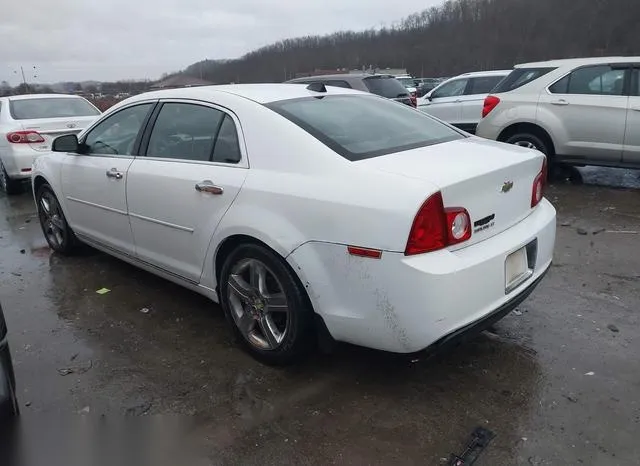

left=418, top=78, right=468, bottom=124
left=540, top=64, right=630, bottom=163
left=623, top=67, right=640, bottom=165
left=459, top=75, right=506, bottom=133
left=60, top=102, right=155, bottom=254
left=126, top=101, right=248, bottom=282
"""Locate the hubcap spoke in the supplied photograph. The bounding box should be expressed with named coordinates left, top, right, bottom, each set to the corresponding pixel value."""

left=249, top=262, right=268, bottom=296
left=265, top=293, right=288, bottom=312
left=238, top=309, right=255, bottom=335
left=258, top=315, right=280, bottom=348
left=228, top=274, right=254, bottom=301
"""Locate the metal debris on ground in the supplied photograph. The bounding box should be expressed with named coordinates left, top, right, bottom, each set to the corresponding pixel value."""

left=576, top=228, right=589, bottom=236
left=512, top=310, right=523, bottom=316
left=57, top=360, right=93, bottom=376
left=607, top=324, right=619, bottom=333
left=140, top=307, right=150, bottom=314
left=592, top=228, right=606, bottom=235
left=584, top=371, right=595, bottom=376
left=449, top=427, right=496, bottom=465
left=96, top=288, right=111, bottom=295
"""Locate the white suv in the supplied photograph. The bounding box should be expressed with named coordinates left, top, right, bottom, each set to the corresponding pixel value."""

left=476, top=57, right=640, bottom=169
left=417, top=70, right=511, bottom=134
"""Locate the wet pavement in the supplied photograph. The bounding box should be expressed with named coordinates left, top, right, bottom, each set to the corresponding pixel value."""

left=1, top=167, right=639, bottom=465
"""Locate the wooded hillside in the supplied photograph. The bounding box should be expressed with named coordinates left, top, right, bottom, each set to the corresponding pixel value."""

left=184, top=0, right=638, bottom=83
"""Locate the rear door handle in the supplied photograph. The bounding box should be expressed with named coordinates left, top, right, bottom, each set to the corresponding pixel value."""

left=551, top=99, right=569, bottom=106
left=195, top=180, right=223, bottom=195
left=106, top=168, right=123, bottom=180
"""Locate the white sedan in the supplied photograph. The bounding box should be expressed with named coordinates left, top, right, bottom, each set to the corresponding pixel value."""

left=32, top=84, right=556, bottom=365
left=0, top=94, right=100, bottom=194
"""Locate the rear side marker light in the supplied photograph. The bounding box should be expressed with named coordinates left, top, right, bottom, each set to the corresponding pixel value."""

left=347, top=246, right=382, bottom=259
left=21, top=168, right=32, bottom=172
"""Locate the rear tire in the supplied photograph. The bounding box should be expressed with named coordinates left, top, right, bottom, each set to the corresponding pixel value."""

left=219, top=243, right=316, bottom=365
left=0, top=160, right=24, bottom=195
left=36, top=184, right=79, bottom=255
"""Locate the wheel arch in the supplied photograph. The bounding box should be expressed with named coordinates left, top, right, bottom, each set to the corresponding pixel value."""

left=497, top=122, right=556, bottom=157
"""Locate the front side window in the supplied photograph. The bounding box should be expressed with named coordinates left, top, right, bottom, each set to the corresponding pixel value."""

left=10, top=97, right=100, bottom=120
left=267, top=95, right=464, bottom=161
left=431, top=79, right=468, bottom=99
left=550, top=65, right=627, bottom=96
left=82, top=103, right=153, bottom=156
left=147, top=103, right=241, bottom=164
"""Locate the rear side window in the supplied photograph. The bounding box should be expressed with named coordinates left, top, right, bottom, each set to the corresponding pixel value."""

left=267, top=95, right=463, bottom=161
left=363, top=76, right=409, bottom=98
left=633, top=69, right=640, bottom=96
left=549, top=65, right=627, bottom=96
left=493, top=68, right=556, bottom=93
left=10, top=97, right=100, bottom=120
left=468, top=76, right=506, bottom=94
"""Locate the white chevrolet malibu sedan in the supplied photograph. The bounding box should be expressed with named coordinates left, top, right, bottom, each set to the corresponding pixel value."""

left=32, top=84, right=556, bottom=365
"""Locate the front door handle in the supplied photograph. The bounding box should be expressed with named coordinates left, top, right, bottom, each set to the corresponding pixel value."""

left=632, top=107, right=640, bottom=112
left=106, top=168, right=123, bottom=180
left=551, top=99, right=569, bottom=106
left=195, top=180, right=223, bottom=195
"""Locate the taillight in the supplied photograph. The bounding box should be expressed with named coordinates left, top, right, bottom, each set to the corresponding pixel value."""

left=482, top=95, right=500, bottom=118
left=410, top=92, right=417, bottom=107
left=405, top=192, right=471, bottom=256
left=6, top=131, right=45, bottom=144
left=531, top=158, right=547, bottom=208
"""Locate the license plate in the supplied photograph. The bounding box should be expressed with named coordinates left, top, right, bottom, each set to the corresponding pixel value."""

left=505, top=247, right=529, bottom=292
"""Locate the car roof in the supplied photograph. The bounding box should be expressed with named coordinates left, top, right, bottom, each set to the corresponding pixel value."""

left=453, top=70, right=512, bottom=78
left=2, top=93, right=87, bottom=102
left=288, top=73, right=393, bottom=82
left=516, top=56, right=640, bottom=69
left=124, top=83, right=365, bottom=105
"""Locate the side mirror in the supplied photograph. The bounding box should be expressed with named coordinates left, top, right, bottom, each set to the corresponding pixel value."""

left=427, top=93, right=434, bottom=102
left=52, top=134, right=79, bottom=153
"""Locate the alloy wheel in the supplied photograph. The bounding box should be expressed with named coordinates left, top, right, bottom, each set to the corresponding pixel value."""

left=513, top=140, right=539, bottom=150
left=38, top=191, right=66, bottom=249
left=227, top=258, right=289, bottom=351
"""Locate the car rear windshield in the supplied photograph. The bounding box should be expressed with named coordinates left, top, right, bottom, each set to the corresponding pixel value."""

left=10, top=97, right=100, bottom=120
left=363, top=76, right=410, bottom=98
left=492, top=67, right=557, bottom=93
left=266, top=95, right=464, bottom=161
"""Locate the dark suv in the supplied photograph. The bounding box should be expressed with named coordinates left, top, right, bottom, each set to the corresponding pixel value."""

left=287, top=74, right=415, bottom=107
left=0, top=302, right=18, bottom=420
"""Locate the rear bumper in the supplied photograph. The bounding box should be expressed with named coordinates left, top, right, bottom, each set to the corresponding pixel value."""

left=287, top=198, right=556, bottom=353
left=1, top=145, right=39, bottom=179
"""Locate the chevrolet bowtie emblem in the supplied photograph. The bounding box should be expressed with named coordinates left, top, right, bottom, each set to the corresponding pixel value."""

left=501, top=181, right=514, bottom=193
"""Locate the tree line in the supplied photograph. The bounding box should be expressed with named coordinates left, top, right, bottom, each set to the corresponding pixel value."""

left=184, top=0, right=638, bottom=83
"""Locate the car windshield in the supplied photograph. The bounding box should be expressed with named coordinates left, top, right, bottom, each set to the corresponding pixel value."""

left=10, top=97, right=100, bottom=120
left=362, top=76, right=409, bottom=98
left=267, top=95, right=464, bottom=161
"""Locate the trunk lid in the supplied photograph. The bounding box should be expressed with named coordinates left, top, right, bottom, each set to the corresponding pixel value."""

left=19, top=116, right=98, bottom=151
left=358, top=137, right=545, bottom=247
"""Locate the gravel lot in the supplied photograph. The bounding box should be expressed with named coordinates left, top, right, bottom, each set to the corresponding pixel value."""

left=1, top=167, right=639, bottom=465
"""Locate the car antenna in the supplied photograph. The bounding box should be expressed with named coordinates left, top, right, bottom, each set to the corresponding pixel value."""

left=306, top=82, right=327, bottom=93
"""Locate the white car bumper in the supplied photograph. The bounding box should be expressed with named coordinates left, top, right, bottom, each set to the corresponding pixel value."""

left=1, top=145, right=40, bottom=179
left=287, top=198, right=556, bottom=353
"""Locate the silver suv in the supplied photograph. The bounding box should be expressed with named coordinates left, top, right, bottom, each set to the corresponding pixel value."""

left=476, top=57, right=640, bottom=169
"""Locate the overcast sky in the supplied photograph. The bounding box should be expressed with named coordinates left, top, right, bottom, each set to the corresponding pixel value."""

left=0, top=0, right=441, bottom=84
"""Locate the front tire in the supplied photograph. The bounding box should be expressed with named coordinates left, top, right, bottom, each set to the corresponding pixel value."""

left=36, top=184, right=79, bottom=255
left=0, top=160, right=23, bottom=195
left=219, top=243, right=316, bottom=365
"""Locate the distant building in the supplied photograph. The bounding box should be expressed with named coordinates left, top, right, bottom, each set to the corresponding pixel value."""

left=350, top=67, right=408, bottom=76
left=150, top=75, right=213, bottom=90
